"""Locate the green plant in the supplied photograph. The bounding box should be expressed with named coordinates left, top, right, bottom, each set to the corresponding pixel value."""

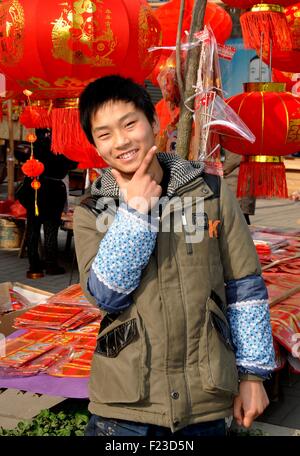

left=0, top=401, right=89, bottom=436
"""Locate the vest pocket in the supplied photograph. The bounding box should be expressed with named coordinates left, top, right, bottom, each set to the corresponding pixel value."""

left=199, top=295, right=239, bottom=395
left=89, top=308, right=148, bottom=404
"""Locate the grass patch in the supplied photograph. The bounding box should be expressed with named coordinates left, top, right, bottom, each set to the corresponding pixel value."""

left=0, top=399, right=89, bottom=436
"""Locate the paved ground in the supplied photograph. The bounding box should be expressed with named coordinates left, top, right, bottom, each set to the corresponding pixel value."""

left=1, top=182, right=300, bottom=433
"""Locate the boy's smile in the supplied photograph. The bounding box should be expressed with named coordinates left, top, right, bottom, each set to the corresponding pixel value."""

left=91, top=100, right=159, bottom=177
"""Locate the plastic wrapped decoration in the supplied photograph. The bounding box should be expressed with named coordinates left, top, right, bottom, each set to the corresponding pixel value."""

left=183, top=27, right=255, bottom=172
left=152, top=26, right=255, bottom=171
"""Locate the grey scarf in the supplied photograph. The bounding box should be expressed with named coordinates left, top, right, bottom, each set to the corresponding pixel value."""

left=91, top=153, right=205, bottom=199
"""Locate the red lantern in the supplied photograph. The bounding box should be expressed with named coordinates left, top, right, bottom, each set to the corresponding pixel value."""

left=21, top=157, right=44, bottom=177
left=221, top=82, right=300, bottom=198
left=262, top=3, right=300, bottom=73
left=221, top=0, right=295, bottom=8
left=0, top=0, right=161, bottom=168
left=0, top=0, right=162, bottom=97
left=153, top=1, right=232, bottom=48
left=20, top=100, right=53, bottom=129
left=21, top=132, right=44, bottom=215
left=221, top=1, right=294, bottom=53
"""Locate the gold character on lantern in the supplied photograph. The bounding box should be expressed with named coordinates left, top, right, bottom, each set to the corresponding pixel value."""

left=0, top=0, right=24, bottom=64
left=51, top=0, right=117, bottom=67
left=287, top=119, right=300, bottom=143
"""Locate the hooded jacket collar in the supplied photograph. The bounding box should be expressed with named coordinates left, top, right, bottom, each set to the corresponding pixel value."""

left=91, top=153, right=205, bottom=199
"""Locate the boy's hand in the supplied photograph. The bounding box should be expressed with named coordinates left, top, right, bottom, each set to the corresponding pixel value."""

left=233, top=380, right=269, bottom=428
left=112, top=146, right=162, bottom=214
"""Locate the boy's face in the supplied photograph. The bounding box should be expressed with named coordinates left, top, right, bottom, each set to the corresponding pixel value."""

left=91, top=100, right=157, bottom=176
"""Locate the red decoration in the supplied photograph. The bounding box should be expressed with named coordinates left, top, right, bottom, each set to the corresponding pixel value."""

left=154, top=1, right=232, bottom=49
left=150, top=1, right=232, bottom=88
left=20, top=101, right=52, bottom=129
left=220, top=0, right=294, bottom=6
left=21, top=156, right=44, bottom=216
left=221, top=82, right=300, bottom=198
left=262, top=3, right=300, bottom=73
left=0, top=1, right=161, bottom=169
left=50, top=98, right=107, bottom=169
left=22, top=158, right=44, bottom=178
left=25, top=133, right=37, bottom=143
left=0, top=0, right=162, bottom=98
left=31, top=179, right=41, bottom=190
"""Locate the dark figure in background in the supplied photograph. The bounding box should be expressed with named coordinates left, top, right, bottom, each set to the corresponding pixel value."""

left=16, top=129, right=78, bottom=278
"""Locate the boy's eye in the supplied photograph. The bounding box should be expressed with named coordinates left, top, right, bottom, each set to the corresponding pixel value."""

left=125, top=121, right=136, bottom=128
left=98, top=133, right=109, bottom=139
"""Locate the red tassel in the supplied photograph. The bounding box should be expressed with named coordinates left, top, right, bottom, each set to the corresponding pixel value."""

left=240, top=10, right=292, bottom=52
left=51, top=107, right=107, bottom=169
left=237, top=161, right=288, bottom=198
left=51, top=107, right=92, bottom=153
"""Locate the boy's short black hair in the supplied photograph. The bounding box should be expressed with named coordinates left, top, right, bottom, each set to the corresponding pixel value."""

left=79, top=75, right=156, bottom=145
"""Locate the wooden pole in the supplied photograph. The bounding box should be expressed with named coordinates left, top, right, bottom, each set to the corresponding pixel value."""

left=176, top=0, right=207, bottom=159
left=7, top=99, right=15, bottom=200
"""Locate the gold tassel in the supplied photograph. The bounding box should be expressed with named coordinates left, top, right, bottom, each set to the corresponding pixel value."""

left=34, top=189, right=39, bottom=216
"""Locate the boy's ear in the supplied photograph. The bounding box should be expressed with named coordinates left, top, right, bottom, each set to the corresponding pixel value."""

left=152, top=114, right=160, bottom=136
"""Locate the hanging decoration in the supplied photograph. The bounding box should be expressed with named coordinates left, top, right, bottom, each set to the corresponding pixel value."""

left=21, top=133, right=44, bottom=216
left=19, top=90, right=52, bottom=129
left=0, top=0, right=162, bottom=168
left=221, top=82, right=300, bottom=198
left=51, top=98, right=107, bottom=169
left=262, top=3, right=300, bottom=73
left=150, top=0, right=232, bottom=87
left=221, top=0, right=294, bottom=55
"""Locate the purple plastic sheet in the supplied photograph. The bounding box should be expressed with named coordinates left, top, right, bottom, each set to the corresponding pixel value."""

left=0, top=330, right=89, bottom=398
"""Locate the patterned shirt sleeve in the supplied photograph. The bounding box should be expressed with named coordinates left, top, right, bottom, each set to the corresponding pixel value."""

left=226, top=274, right=276, bottom=379
left=88, top=203, right=158, bottom=313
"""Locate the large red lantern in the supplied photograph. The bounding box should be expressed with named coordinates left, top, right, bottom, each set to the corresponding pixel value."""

left=221, top=82, right=300, bottom=198
left=0, top=0, right=162, bottom=96
left=0, top=0, right=161, bottom=168
left=262, top=3, right=300, bottom=73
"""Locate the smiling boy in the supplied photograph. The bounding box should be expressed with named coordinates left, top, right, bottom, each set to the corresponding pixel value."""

left=73, top=75, right=275, bottom=437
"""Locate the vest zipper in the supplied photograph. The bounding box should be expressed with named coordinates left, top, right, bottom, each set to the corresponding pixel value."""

left=181, top=208, right=193, bottom=255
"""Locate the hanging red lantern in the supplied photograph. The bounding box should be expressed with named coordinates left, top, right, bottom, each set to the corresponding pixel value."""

left=0, top=0, right=161, bottom=168
left=19, top=99, right=53, bottom=129
left=21, top=157, right=44, bottom=177
left=0, top=0, right=162, bottom=97
left=262, top=3, right=300, bottom=73
left=221, top=82, right=300, bottom=198
left=221, top=1, right=294, bottom=54
left=21, top=133, right=44, bottom=215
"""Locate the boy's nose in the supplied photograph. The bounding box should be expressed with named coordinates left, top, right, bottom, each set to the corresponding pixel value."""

left=114, top=131, right=130, bottom=149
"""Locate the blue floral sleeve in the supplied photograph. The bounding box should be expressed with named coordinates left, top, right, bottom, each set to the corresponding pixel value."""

left=88, top=203, right=157, bottom=313
left=226, top=274, right=276, bottom=379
